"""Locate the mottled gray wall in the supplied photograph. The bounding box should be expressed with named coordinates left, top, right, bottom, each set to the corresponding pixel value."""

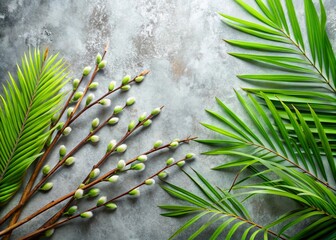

left=0, top=0, right=335, bottom=239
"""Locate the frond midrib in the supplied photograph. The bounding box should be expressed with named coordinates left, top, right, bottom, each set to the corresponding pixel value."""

left=255, top=9, right=336, bottom=94
left=0, top=58, right=47, bottom=182
left=207, top=208, right=286, bottom=239
left=243, top=140, right=336, bottom=192
left=280, top=29, right=336, bottom=93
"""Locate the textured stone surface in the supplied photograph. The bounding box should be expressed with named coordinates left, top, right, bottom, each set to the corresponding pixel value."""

left=0, top=0, right=335, bottom=239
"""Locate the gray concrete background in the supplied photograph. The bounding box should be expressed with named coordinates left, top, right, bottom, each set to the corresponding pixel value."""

left=0, top=0, right=335, bottom=239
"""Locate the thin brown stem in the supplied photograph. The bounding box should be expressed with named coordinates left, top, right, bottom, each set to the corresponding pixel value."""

left=0, top=137, right=195, bottom=237
left=1, top=47, right=108, bottom=237
left=40, top=108, right=165, bottom=229
left=27, top=105, right=128, bottom=197
left=69, top=69, right=150, bottom=125
left=19, top=158, right=189, bottom=240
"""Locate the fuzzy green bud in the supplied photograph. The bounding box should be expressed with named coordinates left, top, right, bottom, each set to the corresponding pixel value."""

left=105, top=203, right=117, bottom=210
left=128, top=188, right=140, bottom=197
left=89, top=135, right=100, bottom=143
left=186, top=153, right=196, bottom=160
left=122, top=75, right=131, bottom=85
left=137, top=155, right=148, bottom=162
left=67, top=107, right=74, bottom=118
left=98, top=60, right=107, bottom=69
left=126, top=97, right=136, bottom=106
left=135, top=76, right=144, bottom=83
left=169, top=141, right=179, bottom=149
left=63, top=127, right=72, bottom=136
left=153, top=140, right=163, bottom=149
left=91, top=118, right=100, bottom=129
left=99, top=98, right=111, bottom=106
left=116, top=144, right=127, bottom=153
left=79, top=183, right=85, bottom=188
left=177, top=161, right=186, bottom=167
left=138, top=112, right=147, bottom=122
left=117, top=160, right=126, bottom=170
left=108, top=81, right=116, bottom=91
left=59, top=145, right=67, bottom=157
left=40, top=182, right=53, bottom=191
left=121, top=84, right=131, bottom=91
left=96, top=53, right=102, bottom=64
left=83, top=66, right=92, bottom=76
left=64, top=157, right=75, bottom=166
left=44, top=228, right=55, bottom=237
left=65, top=206, right=78, bottom=216
left=87, top=188, right=100, bottom=198
left=89, top=82, right=99, bottom=89
left=42, top=165, right=51, bottom=175
left=128, top=120, right=136, bottom=131
left=151, top=107, right=161, bottom=116
left=106, top=140, right=117, bottom=152
left=72, top=91, right=83, bottom=101
left=113, top=105, right=123, bottom=114
left=131, top=163, right=145, bottom=171
left=97, top=196, right=107, bottom=206
left=166, top=158, right=175, bottom=165
left=73, top=78, right=80, bottom=90
left=89, top=168, right=101, bottom=179
left=56, top=122, right=64, bottom=130
left=108, top=175, right=119, bottom=183
left=145, top=178, right=155, bottom=185
left=86, top=93, right=94, bottom=106
left=80, top=211, right=93, bottom=219
left=74, top=189, right=84, bottom=199
left=51, top=113, right=60, bottom=124
left=143, top=119, right=152, bottom=127
left=108, top=117, right=119, bottom=125
left=158, top=171, right=168, bottom=179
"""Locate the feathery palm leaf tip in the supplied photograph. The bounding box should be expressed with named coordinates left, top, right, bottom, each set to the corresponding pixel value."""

left=220, top=0, right=336, bottom=153
left=0, top=49, right=68, bottom=205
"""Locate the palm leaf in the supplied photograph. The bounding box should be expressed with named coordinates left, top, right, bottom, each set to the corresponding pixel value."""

left=159, top=170, right=285, bottom=240
left=231, top=160, right=336, bottom=239
left=194, top=92, right=336, bottom=238
left=0, top=49, right=68, bottom=205
left=220, top=0, right=336, bottom=151
left=199, top=93, right=336, bottom=186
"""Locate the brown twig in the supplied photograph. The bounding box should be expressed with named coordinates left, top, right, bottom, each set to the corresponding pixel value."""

left=39, top=107, right=165, bottom=230
left=28, top=105, right=128, bottom=197
left=69, top=70, right=150, bottom=125
left=19, top=158, right=189, bottom=240
left=0, top=137, right=195, bottom=237
left=1, top=47, right=108, bottom=238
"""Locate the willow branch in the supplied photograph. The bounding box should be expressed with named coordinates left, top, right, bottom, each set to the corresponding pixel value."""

left=1, top=46, right=108, bottom=237
left=0, top=137, right=195, bottom=237
left=20, top=158, right=190, bottom=240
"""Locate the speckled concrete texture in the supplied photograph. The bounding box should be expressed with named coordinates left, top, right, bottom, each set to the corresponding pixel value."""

left=0, top=0, right=335, bottom=239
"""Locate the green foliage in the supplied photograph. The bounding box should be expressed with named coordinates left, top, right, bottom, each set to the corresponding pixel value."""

left=0, top=49, right=68, bottom=205
left=221, top=0, right=336, bottom=152
left=160, top=163, right=336, bottom=239
left=160, top=0, right=336, bottom=239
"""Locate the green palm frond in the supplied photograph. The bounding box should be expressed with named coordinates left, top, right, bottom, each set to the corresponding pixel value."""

left=220, top=0, right=336, bottom=151
left=159, top=171, right=296, bottom=240
left=160, top=169, right=289, bottom=240
left=198, top=93, right=336, bottom=186
left=233, top=160, right=336, bottom=240
left=187, top=92, right=336, bottom=239
left=0, top=49, right=68, bottom=205
left=160, top=164, right=336, bottom=239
